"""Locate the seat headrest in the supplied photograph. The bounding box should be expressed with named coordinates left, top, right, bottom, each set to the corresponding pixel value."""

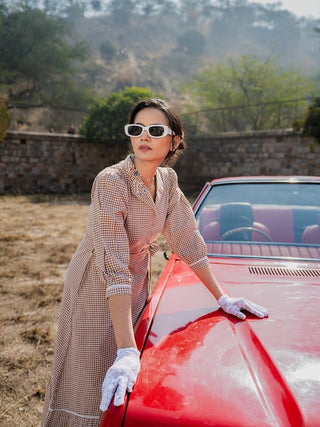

left=219, top=203, right=254, bottom=226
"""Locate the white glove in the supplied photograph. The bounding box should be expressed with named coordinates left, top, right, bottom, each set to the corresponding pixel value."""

left=218, top=294, right=268, bottom=320
left=100, top=347, right=140, bottom=412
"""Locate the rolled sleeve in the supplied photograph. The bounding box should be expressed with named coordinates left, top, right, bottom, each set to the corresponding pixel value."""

left=90, top=171, right=132, bottom=298
left=162, top=169, right=209, bottom=271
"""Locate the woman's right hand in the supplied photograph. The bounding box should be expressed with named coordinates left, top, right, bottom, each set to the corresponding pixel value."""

left=100, top=347, right=140, bottom=411
left=218, top=294, right=268, bottom=320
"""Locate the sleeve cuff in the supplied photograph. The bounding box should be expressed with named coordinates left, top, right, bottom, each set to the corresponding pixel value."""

left=106, top=284, right=132, bottom=299
left=188, top=256, right=209, bottom=271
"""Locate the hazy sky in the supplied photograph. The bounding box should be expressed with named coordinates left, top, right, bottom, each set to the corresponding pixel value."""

left=249, top=0, right=320, bottom=18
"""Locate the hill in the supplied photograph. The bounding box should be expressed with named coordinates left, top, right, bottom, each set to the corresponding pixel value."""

left=3, top=0, right=320, bottom=132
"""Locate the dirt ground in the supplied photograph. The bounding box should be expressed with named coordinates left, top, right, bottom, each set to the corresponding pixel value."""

left=0, top=194, right=168, bottom=426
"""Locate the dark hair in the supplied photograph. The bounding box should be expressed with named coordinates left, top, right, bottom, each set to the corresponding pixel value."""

left=128, top=98, right=185, bottom=164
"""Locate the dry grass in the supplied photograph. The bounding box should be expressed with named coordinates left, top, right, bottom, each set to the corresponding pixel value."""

left=0, top=194, right=168, bottom=426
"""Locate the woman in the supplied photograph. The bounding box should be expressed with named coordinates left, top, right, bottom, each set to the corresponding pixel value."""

left=42, top=98, right=268, bottom=426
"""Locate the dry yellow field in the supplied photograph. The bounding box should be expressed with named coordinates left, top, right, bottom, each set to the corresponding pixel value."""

left=0, top=194, right=167, bottom=426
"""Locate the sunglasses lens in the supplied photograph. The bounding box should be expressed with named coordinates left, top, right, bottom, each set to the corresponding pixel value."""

left=127, top=125, right=143, bottom=136
left=125, top=124, right=169, bottom=138
left=149, top=126, right=166, bottom=137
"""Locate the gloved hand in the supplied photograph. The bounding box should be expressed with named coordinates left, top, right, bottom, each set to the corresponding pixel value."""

left=100, top=347, right=140, bottom=412
left=218, top=294, right=268, bottom=320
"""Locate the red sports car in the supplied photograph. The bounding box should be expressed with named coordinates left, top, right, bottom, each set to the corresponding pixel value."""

left=100, top=176, right=320, bottom=427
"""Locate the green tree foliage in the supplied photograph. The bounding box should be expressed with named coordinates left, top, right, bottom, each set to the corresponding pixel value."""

left=0, top=94, right=10, bottom=142
left=181, top=55, right=315, bottom=132
left=99, top=40, right=117, bottom=62
left=43, top=0, right=85, bottom=16
left=91, top=0, right=102, bottom=12
left=0, top=3, right=90, bottom=107
left=176, top=30, right=206, bottom=56
left=179, top=0, right=214, bottom=23
left=106, top=0, right=134, bottom=25
left=302, top=97, right=320, bottom=143
left=80, top=87, right=162, bottom=144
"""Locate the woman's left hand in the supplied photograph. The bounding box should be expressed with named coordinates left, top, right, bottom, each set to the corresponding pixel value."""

left=218, top=294, right=268, bottom=320
left=100, top=347, right=140, bottom=411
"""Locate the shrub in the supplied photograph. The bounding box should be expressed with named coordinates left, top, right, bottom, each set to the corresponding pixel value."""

left=0, top=95, right=10, bottom=142
left=99, top=40, right=117, bottom=61
left=80, top=86, right=162, bottom=145
left=176, top=30, right=206, bottom=56
left=302, top=97, right=320, bottom=143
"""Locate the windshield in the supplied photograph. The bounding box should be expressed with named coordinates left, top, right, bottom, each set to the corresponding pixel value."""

left=195, top=182, right=320, bottom=261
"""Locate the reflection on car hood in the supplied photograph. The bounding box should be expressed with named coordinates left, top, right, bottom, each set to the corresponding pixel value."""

left=126, top=257, right=320, bottom=427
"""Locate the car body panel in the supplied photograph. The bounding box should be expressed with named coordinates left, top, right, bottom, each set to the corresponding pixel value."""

left=100, top=177, right=320, bottom=427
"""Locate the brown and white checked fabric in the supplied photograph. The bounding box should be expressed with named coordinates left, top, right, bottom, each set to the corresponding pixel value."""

left=41, top=155, right=209, bottom=427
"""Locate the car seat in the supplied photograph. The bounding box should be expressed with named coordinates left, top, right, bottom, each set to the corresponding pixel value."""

left=301, top=213, right=320, bottom=244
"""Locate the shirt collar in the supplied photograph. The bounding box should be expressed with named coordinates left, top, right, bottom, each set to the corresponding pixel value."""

left=118, top=154, right=164, bottom=209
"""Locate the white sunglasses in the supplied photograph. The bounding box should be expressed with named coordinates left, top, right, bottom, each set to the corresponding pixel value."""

left=124, top=124, right=175, bottom=138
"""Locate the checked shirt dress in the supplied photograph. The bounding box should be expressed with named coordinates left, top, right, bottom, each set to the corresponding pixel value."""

left=41, top=155, right=209, bottom=426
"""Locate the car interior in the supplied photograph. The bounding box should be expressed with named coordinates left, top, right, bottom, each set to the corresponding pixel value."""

left=198, top=203, right=320, bottom=244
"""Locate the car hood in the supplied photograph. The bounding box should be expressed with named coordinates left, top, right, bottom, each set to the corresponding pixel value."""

left=125, top=257, right=320, bottom=427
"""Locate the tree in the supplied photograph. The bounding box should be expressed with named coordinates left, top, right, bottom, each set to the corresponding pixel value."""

left=0, top=4, right=90, bottom=107
left=176, top=30, right=206, bottom=56
left=99, top=40, right=117, bottom=62
left=178, top=0, right=214, bottom=23
left=302, top=97, right=320, bottom=143
left=136, top=0, right=159, bottom=16
left=91, top=0, right=102, bottom=13
left=80, top=87, right=162, bottom=144
left=43, top=0, right=87, bottom=16
left=181, top=55, right=315, bottom=132
left=106, top=0, right=135, bottom=25
left=0, top=94, right=9, bottom=142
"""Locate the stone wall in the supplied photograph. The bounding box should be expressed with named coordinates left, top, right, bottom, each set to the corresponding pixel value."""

left=0, top=131, right=125, bottom=194
left=0, top=129, right=319, bottom=195
left=175, top=129, right=320, bottom=194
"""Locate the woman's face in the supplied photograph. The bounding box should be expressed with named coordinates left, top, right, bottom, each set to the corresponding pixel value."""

left=130, top=107, right=179, bottom=165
